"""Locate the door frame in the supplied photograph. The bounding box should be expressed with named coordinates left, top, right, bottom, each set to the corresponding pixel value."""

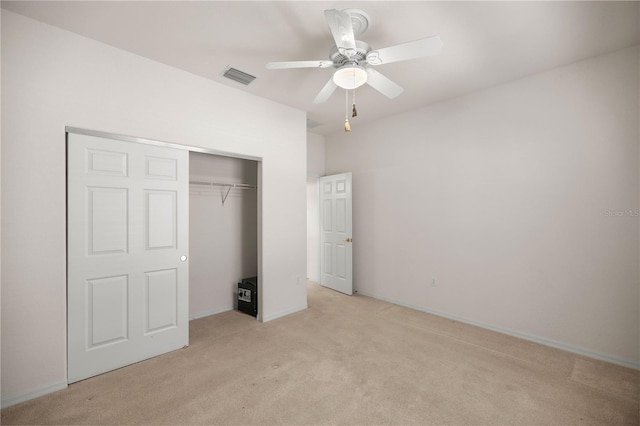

left=65, top=126, right=264, bottom=379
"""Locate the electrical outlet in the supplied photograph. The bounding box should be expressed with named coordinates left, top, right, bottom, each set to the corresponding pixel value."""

left=431, top=277, right=437, bottom=287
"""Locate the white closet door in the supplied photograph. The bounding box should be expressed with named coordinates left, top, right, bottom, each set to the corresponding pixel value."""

left=67, top=132, right=189, bottom=383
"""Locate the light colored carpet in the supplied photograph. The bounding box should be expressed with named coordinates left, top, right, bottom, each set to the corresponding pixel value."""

left=2, top=282, right=638, bottom=425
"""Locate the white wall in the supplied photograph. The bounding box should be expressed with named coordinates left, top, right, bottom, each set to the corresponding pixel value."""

left=325, top=46, right=640, bottom=367
left=1, top=11, right=307, bottom=407
left=307, top=132, right=325, bottom=178
left=189, top=152, right=258, bottom=319
left=307, top=132, right=325, bottom=282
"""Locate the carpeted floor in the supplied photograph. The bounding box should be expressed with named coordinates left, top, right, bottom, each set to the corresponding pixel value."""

left=2, top=282, right=638, bottom=425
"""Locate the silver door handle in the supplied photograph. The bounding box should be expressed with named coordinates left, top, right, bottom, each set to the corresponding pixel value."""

left=180, top=255, right=188, bottom=262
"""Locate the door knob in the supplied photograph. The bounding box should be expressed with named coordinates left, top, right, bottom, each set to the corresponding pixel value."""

left=180, top=255, right=188, bottom=262
left=343, top=237, right=352, bottom=243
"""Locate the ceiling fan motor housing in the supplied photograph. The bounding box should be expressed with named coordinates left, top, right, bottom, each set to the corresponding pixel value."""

left=329, top=40, right=371, bottom=68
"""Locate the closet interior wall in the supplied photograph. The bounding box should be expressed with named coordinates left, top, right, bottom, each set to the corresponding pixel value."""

left=189, top=152, right=258, bottom=320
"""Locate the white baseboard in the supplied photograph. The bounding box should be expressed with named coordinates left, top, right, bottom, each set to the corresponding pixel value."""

left=355, top=289, right=640, bottom=370
left=261, top=303, right=308, bottom=323
left=189, top=306, right=233, bottom=321
left=1, top=380, right=68, bottom=409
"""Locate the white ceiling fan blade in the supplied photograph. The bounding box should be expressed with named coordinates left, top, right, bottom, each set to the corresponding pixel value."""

left=313, top=78, right=338, bottom=104
left=366, top=36, right=443, bottom=65
left=324, top=9, right=357, bottom=57
left=266, top=60, right=333, bottom=70
left=365, top=68, right=404, bottom=99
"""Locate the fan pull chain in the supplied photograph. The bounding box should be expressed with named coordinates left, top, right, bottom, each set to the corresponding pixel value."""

left=344, top=89, right=351, bottom=132
left=352, top=89, right=358, bottom=117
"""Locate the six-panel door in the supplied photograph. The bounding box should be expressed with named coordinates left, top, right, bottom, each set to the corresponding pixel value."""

left=67, top=132, right=189, bottom=383
left=319, top=172, right=353, bottom=295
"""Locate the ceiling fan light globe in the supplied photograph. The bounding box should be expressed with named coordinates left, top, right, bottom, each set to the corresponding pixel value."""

left=333, top=65, right=368, bottom=90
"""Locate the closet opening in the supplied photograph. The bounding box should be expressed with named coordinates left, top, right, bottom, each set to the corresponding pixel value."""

left=188, top=152, right=259, bottom=321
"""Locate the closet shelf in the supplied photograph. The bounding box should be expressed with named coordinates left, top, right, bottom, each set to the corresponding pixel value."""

left=189, top=180, right=257, bottom=206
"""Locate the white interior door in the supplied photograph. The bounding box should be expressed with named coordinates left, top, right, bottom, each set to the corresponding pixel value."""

left=319, top=172, right=353, bottom=295
left=67, top=132, right=189, bottom=383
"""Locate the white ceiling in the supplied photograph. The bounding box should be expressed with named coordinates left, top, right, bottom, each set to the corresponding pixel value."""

left=3, top=1, right=639, bottom=135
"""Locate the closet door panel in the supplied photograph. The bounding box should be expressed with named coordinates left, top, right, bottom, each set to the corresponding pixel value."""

left=68, top=131, right=189, bottom=383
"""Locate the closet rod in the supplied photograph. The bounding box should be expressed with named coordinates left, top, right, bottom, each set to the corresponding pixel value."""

left=189, top=181, right=256, bottom=190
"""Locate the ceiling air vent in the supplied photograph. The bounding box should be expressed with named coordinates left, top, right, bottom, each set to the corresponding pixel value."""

left=307, top=118, right=323, bottom=129
left=222, top=66, right=256, bottom=86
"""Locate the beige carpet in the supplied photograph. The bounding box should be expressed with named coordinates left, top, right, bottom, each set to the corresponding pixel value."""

left=2, top=282, right=638, bottom=425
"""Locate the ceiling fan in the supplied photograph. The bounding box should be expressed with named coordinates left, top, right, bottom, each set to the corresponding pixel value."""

left=266, top=8, right=443, bottom=104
